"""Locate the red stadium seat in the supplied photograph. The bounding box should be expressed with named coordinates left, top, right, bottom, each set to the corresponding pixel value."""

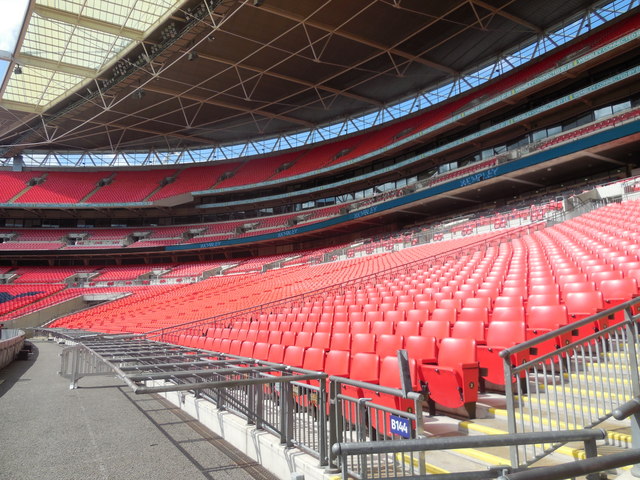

left=477, top=321, right=528, bottom=388
left=420, top=338, right=479, bottom=418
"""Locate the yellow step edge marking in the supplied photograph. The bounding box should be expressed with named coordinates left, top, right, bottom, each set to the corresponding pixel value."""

left=461, top=421, right=593, bottom=459
left=459, top=419, right=630, bottom=468
left=489, top=407, right=632, bottom=444
left=453, top=448, right=510, bottom=466
left=397, top=452, right=449, bottom=474
left=518, top=395, right=610, bottom=417
left=399, top=448, right=510, bottom=472
left=536, top=385, right=628, bottom=402
left=562, top=372, right=632, bottom=386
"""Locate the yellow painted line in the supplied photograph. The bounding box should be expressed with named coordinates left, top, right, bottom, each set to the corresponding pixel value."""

left=460, top=419, right=631, bottom=468
left=489, top=407, right=632, bottom=445
left=537, top=384, right=628, bottom=402
left=460, top=420, right=593, bottom=460
left=453, top=448, right=510, bottom=466
left=518, top=395, right=610, bottom=417
left=562, top=372, right=631, bottom=386
left=397, top=452, right=449, bottom=474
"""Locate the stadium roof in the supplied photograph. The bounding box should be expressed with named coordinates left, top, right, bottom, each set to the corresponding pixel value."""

left=0, top=0, right=634, bottom=158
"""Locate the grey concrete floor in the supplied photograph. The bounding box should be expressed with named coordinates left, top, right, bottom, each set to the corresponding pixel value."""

left=0, top=338, right=279, bottom=480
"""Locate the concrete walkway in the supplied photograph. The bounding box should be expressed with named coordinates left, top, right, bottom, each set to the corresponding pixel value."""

left=0, top=338, right=278, bottom=480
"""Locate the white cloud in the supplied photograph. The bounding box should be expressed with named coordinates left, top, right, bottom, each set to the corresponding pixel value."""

left=0, top=0, right=30, bottom=53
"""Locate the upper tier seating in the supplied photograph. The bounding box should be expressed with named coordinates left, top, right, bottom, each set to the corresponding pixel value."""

left=0, top=172, right=38, bottom=202
left=148, top=163, right=241, bottom=200
left=16, top=172, right=106, bottom=204
left=87, top=170, right=176, bottom=203
left=214, top=152, right=301, bottom=189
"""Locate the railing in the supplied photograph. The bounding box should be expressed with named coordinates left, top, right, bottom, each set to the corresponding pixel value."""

left=146, top=224, right=536, bottom=342
left=501, top=297, right=640, bottom=468
left=332, top=429, right=607, bottom=480
left=329, top=375, right=425, bottom=478
left=498, top=449, right=640, bottom=480
left=50, top=329, right=332, bottom=466
left=47, top=323, right=640, bottom=478
left=194, top=363, right=330, bottom=464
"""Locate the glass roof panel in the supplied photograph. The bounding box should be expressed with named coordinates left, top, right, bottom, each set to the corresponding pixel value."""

left=1, top=0, right=180, bottom=109
left=23, top=14, right=130, bottom=70
left=3, top=65, right=84, bottom=106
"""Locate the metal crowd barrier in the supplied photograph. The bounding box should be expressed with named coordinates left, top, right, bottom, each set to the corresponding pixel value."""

left=329, top=375, right=425, bottom=477
left=332, top=429, right=606, bottom=480
left=501, top=298, right=640, bottom=469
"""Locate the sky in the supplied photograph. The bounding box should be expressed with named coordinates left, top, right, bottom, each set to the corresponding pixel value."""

left=0, top=0, right=30, bottom=85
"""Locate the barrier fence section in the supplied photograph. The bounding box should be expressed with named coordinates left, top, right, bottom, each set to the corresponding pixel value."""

left=329, top=376, right=426, bottom=478
left=501, top=297, right=640, bottom=468
left=192, top=362, right=330, bottom=463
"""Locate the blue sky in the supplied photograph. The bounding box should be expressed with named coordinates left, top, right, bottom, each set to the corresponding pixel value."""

left=0, top=0, right=30, bottom=85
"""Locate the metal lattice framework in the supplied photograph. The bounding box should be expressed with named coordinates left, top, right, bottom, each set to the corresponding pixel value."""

left=0, top=0, right=637, bottom=166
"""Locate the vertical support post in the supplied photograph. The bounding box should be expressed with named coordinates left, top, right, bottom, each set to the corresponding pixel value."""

left=256, top=381, right=264, bottom=430
left=502, top=351, right=519, bottom=467
left=279, top=380, right=287, bottom=444
left=357, top=397, right=370, bottom=480
left=624, top=307, right=640, bottom=478
left=583, top=437, right=600, bottom=480
left=327, top=379, right=341, bottom=473
left=413, top=394, right=426, bottom=476
left=247, top=383, right=256, bottom=426
left=70, top=346, right=80, bottom=389
left=318, top=378, right=328, bottom=467
left=284, top=381, right=294, bottom=448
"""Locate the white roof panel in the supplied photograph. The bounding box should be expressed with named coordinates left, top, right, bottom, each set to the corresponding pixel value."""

left=2, top=0, right=181, bottom=110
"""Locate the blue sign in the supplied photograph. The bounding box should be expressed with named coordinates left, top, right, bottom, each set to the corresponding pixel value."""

left=389, top=415, right=411, bottom=439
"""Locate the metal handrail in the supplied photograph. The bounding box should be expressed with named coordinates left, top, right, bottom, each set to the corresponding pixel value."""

left=499, top=296, right=640, bottom=360
left=332, top=429, right=605, bottom=456
left=497, top=449, right=640, bottom=480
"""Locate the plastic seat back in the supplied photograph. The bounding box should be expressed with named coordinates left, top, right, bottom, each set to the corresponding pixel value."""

left=430, top=308, right=456, bottom=324
left=458, top=307, right=488, bottom=323
left=491, top=306, right=525, bottom=323
left=350, top=321, right=370, bottom=334
left=379, top=355, right=419, bottom=390
left=281, top=331, right=297, bottom=346
left=295, top=331, right=313, bottom=348
left=349, top=352, right=380, bottom=383
left=371, top=321, right=394, bottom=335
left=253, top=342, right=270, bottom=361
left=324, top=350, right=350, bottom=377
left=486, top=321, right=526, bottom=347
left=330, top=332, right=351, bottom=351
left=375, top=334, right=403, bottom=358
left=302, top=347, right=325, bottom=372
left=267, top=344, right=286, bottom=364
left=527, top=304, right=568, bottom=330
left=404, top=335, right=438, bottom=364
left=599, top=278, right=638, bottom=303
left=527, top=294, right=560, bottom=306
left=311, top=331, right=331, bottom=350
left=239, top=340, right=255, bottom=358
left=351, top=333, right=376, bottom=354
left=451, top=321, right=486, bottom=343
left=283, top=345, right=305, bottom=368
left=395, top=321, right=420, bottom=337
left=421, top=320, right=450, bottom=341
left=565, top=291, right=604, bottom=316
